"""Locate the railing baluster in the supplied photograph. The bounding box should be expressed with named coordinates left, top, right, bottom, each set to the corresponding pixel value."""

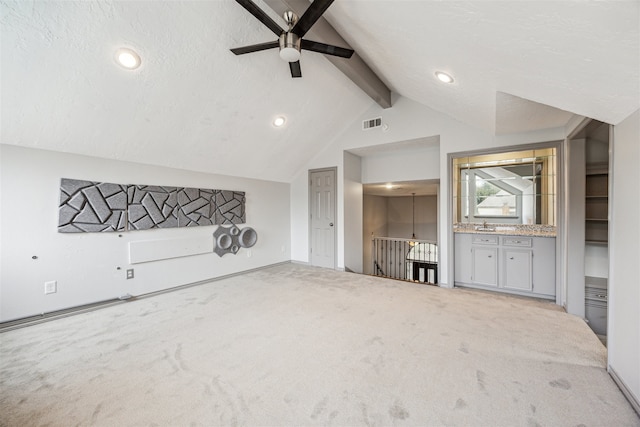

left=370, top=236, right=438, bottom=284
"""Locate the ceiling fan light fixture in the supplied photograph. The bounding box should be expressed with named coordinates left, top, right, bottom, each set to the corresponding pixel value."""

left=279, top=33, right=301, bottom=62
left=435, top=71, right=454, bottom=84
left=279, top=47, right=300, bottom=62
left=115, top=48, right=141, bottom=70
left=230, top=0, right=353, bottom=78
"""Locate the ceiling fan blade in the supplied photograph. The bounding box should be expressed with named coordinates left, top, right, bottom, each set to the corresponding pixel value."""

left=230, top=41, right=279, bottom=55
left=289, top=61, right=302, bottom=78
left=301, top=39, right=354, bottom=58
left=235, top=0, right=283, bottom=36
left=291, top=0, right=334, bottom=37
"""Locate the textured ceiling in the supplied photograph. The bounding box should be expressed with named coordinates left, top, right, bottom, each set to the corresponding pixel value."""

left=2, top=1, right=638, bottom=182
left=325, top=0, right=639, bottom=132
left=495, top=92, right=575, bottom=135
left=0, top=0, right=373, bottom=182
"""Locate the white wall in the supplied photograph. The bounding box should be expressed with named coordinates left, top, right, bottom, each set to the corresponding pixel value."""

left=291, top=96, right=490, bottom=278
left=0, top=145, right=291, bottom=322
left=343, top=152, right=363, bottom=273
left=360, top=143, right=440, bottom=184
left=289, top=95, right=566, bottom=286
left=584, top=245, right=608, bottom=278
left=609, top=109, right=640, bottom=410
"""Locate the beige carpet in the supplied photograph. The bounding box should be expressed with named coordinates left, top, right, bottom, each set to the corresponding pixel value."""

left=1, top=263, right=638, bottom=426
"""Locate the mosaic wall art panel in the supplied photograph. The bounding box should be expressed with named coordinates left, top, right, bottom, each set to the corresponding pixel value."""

left=58, top=178, right=128, bottom=233
left=214, top=190, right=246, bottom=225
left=127, top=186, right=246, bottom=230
left=58, top=178, right=245, bottom=233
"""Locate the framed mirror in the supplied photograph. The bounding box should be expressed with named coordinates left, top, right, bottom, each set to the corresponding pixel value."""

left=453, top=147, right=557, bottom=226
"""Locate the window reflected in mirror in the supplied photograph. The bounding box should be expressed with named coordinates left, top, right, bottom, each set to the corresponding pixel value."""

left=453, top=147, right=556, bottom=226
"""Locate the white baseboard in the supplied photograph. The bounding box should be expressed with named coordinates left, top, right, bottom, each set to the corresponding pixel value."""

left=609, top=365, right=640, bottom=416
left=0, top=261, right=291, bottom=332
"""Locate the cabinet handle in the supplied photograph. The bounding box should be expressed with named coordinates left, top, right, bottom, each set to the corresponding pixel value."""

left=509, top=257, right=514, bottom=260
left=488, top=255, right=492, bottom=258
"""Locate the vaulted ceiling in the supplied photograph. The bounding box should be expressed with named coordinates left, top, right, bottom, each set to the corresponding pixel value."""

left=2, top=1, right=638, bottom=183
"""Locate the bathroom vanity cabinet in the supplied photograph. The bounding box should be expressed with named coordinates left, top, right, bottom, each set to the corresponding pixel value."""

left=454, top=233, right=556, bottom=299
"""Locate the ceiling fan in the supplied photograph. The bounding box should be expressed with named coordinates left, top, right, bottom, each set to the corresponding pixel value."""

left=230, top=0, right=354, bottom=78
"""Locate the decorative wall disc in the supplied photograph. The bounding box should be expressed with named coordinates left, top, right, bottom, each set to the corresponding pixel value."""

left=213, top=225, right=258, bottom=257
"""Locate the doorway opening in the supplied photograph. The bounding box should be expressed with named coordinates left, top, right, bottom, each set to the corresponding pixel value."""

left=363, top=179, right=439, bottom=284
left=567, top=119, right=611, bottom=342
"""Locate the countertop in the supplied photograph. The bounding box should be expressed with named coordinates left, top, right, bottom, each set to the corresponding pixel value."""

left=453, top=223, right=556, bottom=238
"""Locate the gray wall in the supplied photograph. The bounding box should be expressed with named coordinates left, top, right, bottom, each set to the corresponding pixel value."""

left=387, top=195, right=438, bottom=241
left=609, top=109, right=640, bottom=410
left=565, top=138, right=586, bottom=317
left=363, top=195, right=388, bottom=274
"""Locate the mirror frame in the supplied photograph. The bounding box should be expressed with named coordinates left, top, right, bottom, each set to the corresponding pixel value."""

left=451, top=144, right=559, bottom=227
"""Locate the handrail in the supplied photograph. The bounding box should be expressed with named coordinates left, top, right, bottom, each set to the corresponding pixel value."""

left=371, top=236, right=437, bottom=244
left=371, top=237, right=438, bottom=284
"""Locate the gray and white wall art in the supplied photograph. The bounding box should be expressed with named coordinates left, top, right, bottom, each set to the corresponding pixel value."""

left=127, top=186, right=245, bottom=230
left=213, top=225, right=258, bottom=257
left=58, top=178, right=245, bottom=233
left=58, top=179, right=128, bottom=233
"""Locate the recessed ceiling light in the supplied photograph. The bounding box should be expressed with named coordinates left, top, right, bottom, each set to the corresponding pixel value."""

left=115, top=48, right=141, bottom=70
left=273, top=116, right=286, bottom=127
left=435, top=71, right=454, bottom=84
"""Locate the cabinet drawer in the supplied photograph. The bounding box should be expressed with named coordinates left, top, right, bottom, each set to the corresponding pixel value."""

left=472, top=235, right=498, bottom=245
left=502, top=237, right=532, bottom=247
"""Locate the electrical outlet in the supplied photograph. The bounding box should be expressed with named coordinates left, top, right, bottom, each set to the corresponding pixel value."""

left=126, top=269, right=134, bottom=279
left=44, top=281, right=57, bottom=294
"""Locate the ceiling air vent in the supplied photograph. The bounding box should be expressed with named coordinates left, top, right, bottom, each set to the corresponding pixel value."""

left=362, top=117, right=382, bottom=130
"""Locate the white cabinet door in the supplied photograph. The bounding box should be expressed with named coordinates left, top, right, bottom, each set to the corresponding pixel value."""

left=503, top=249, right=532, bottom=291
left=532, top=237, right=556, bottom=296
left=472, top=247, right=498, bottom=286
left=455, top=233, right=472, bottom=284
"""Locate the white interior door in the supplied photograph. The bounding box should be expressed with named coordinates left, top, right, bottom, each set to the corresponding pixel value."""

left=310, top=168, right=336, bottom=269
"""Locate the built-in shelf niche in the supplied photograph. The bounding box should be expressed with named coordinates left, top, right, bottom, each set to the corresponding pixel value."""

left=585, top=169, right=609, bottom=244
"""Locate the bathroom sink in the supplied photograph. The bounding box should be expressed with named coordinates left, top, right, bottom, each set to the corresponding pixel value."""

left=475, top=226, right=496, bottom=232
